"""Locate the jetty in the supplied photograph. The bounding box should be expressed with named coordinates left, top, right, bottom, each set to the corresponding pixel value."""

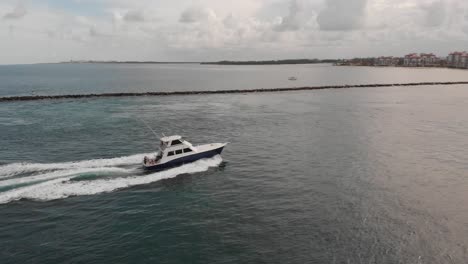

left=1, top=82, right=467, bottom=102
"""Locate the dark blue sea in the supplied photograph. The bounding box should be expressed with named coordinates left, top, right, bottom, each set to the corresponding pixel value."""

left=1, top=64, right=468, bottom=263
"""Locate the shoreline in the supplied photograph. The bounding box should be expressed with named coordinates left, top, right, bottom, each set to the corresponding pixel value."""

left=336, top=65, right=468, bottom=70
left=1, top=81, right=468, bottom=103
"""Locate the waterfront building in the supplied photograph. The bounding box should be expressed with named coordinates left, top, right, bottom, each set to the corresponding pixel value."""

left=375, top=56, right=400, bottom=66
left=459, top=53, right=468, bottom=69
left=420, top=53, right=439, bottom=66
left=404, top=53, right=421, bottom=66
left=404, top=53, right=442, bottom=67
left=447, top=51, right=468, bottom=68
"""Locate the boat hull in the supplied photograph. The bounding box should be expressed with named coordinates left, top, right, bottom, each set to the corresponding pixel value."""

left=143, top=146, right=224, bottom=172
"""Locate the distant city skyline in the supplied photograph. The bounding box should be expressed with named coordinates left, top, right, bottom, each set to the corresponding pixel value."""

left=1, top=0, right=468, bottom=64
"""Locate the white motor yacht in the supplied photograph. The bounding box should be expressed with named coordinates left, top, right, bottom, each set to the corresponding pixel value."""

left=143, top=135, right=228, bottom=171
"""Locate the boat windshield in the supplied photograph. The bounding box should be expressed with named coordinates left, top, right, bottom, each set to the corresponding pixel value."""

left=161, top=140, right=170, bottom=150
left=156, top=151, right=163, bottom=160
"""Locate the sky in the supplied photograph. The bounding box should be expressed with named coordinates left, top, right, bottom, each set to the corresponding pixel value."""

left=1, top=0, right=468, bottom=64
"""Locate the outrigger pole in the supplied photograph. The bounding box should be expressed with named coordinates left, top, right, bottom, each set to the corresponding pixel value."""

left=138, top=118, right=160, bottom=139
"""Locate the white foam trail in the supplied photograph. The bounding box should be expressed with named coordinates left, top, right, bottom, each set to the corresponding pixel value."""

left=0, top=153, right=151, bottom=177
left=0, top=167, right=135, bottom=188
left=0, top=156, right=222, bottom=204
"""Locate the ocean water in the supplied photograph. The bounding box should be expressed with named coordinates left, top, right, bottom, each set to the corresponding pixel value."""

left=2, top=63, right=468, bottom=97
left=1, top=64, right=468, bottom=263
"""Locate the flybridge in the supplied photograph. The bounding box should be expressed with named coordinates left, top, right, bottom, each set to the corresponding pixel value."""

left=160, top=135, right=184, bottom=143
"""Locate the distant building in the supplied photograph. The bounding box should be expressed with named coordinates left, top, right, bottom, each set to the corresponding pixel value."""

left=404, top=53, right=420, bottom=66
left=338, top=51, right=468, bottom=69
left=404, top=53, right=442, bottom=67
left=420, top=53, right=440, bottom=66
left=447, top=52, right=459, bottom=67
left=375, top=56, right=400, bottom=66
left=448, top=51, right=468, bottom=68
left=462, top=54, right=468, bottom=69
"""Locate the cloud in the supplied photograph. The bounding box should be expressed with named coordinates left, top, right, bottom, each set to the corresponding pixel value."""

left=317, top=0, right=367, bottom=31
left=274, top=0, right=302, bottom=31
left=422, top=1, right=446, bottom=27
left=123, top=10, right=146, bottom=22
left=8, top=25, right=14, bottom=36
left=179, top=6, right=217, bottom=23
left=3, top=2, right=27, bottom=20
left=3, top=0, right=468, bottom=64
left=89, top=27, right=99, bottom=37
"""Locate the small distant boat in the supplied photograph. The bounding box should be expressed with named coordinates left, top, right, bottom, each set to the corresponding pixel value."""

left=288, top=76, right=297, bottom=81
left=143, top=135, right=228, bottom=171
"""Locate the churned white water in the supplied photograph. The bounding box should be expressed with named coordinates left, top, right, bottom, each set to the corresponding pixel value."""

left=0, top=153, right=150, bottom=178
left=0, top=154, right=223, bottom=204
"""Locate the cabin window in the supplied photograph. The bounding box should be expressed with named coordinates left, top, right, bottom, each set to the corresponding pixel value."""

left=171, top=140, right=182, bottom=146
left=175, top=149, right=183, bottom=155
left=168, top=151, right=175, bottom=156
left=183, top=148, right=192, bottom=153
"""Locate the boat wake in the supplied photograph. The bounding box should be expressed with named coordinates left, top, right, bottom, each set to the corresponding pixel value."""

left=0, top=153, right=148, bottom=178
left=0, top=154, right=223, bottom=204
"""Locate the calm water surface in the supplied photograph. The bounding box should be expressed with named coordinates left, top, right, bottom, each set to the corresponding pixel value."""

left=2, top=63, right=468, bottom=96
left=1, top=65, right=468, bottom=263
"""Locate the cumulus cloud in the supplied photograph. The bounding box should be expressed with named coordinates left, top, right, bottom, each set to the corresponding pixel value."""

left=274, top=0, right=302, bottom=31
left=123, top=10, right=146, bottom=22
left=3, top=2, right=27, bottom=20
left=3, top=0, right=468, bottom=64
left=8, top=25, right=14, bottom=36
left=422, top=1, right=446, bottom=27
left=89, top=27, right=99, bottom=37
left=317, top=0, right=367, bottom=31
left=179, top=6, right=217, bottom=23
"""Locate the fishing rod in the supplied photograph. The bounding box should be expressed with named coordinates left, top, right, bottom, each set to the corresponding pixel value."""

left=139, top=118, right=158, bottom=138
left=138, top=117, right=162, bottom=140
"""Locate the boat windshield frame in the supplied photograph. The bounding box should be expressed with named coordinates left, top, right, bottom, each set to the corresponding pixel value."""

left=160, top=140, right=168, bottom=150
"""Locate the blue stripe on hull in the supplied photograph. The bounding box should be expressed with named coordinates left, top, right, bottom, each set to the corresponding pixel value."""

left=144, top=146, right=224, bottom=172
